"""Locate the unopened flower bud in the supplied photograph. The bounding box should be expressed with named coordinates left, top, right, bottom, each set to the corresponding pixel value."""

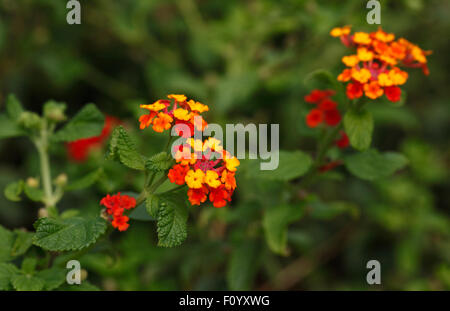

left=38, top=208, right=49, bottom=218
left=26, top=177, right=39, bottom=188
left=18, top=111, right=43, bottom=130
left=80, top=269, right=88, bottom=281
left=43, top=101, right=67, bottom=122
left=54, top=173, right=68, bottom=187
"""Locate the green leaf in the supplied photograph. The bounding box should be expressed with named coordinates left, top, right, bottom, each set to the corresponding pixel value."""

left=227, top=241, right=259, bottom=290
left=0, top=225, right=15, bottom=262
left=23, top=184, right=44, bottom=202
left=145, top=152, right=173, bottom=173
left=344, top=109, right=374, bottom=151
left=156, top=192, right=188, bottom=247
left=65, top=168, right=103, bottom=191
left=304, top=69, right=339, bottom=90
left=11, top=230, right=34, bottom=257
left=37, top=267, right=66, bottom=290
left=0, top=114, right=27, bottom=139
left=60, top=209, right=80, bottom=219
left=107, top=126, right=145, bottom=170
left=6, top=94, right=24, bottom=121
left=146, top=193, right=160, bottom=219
left=11, top=274, right=45, bottom=291
left=263, top=204, right=304, bottom=255
left=345, top=149, right=409, bottom=181
left=4, top=180, right=24, bottom=202
left=245, top=150, right=312, bottom=181
left=52, top=104, right=104, bottom=142
left=33, top=217, right=107, bottom=252
left=21, top=257, right=37, bottom=274
left=0, top=263, right=19, bottom=290
left=128, top=199, right=156, bottom=221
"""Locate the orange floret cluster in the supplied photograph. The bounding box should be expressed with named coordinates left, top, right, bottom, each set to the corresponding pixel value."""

left=330, top=26, right=431, bottom=102
left=168, top=137, right=240, bottom=208
left=100, top=193, right=137, bottom=231
left=139, top=94, right=208, bottom=137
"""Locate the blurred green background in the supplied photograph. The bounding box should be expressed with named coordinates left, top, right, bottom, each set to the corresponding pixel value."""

left=0, top=0, right=449, bottom=290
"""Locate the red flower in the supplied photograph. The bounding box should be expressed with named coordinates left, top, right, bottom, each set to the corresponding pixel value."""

left=318, top=99, right=338, bottom=111
left=324, top=109, right=342, bottom=126
left=384, top=86, right=402, bottom=102
left=67, top=116, right=119, bottom=162
left=306, top=109, right=324, bottom=128
left=336, top=132, right=350, bottom=149
left=187, top=186, right=209, bottom=205
left=209, top=185, right=231, bottom=208
left=168, top=164, right=190, bottom=185
left=346, top=82, right=363, bottom=99
left=304, top=89, right=335, bottom=103
left=100, top=193, right=136, bottom=231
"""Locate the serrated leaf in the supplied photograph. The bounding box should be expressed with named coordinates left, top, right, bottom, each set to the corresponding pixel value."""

left=4, top=180, right=24, bottom=202
left=145, top=152, right=173, bottom=172
left=263, top=204, right=304, bottom=255
left=6, top=94, right=24, bottom=121
left=0, top=114, right=27, bottom=139
left=107, top=126, right=145, bottom=170
left=33, top=217, right=107, bottom=252
left=24, top=184, right=44, bottom=202
left=37, top=267, right=66, bottom=290
left=227, top=241, right=259, bottom=290
left=65, top=168, right=103, bottom=191
left=0, top=225, right=15, bottom=262
left=52, top=104, right=104, bottom=142
left=11, top=274, right=45, bottom=291
left=245, top=150, right=312, bottom=181
left=345, top=149, right=409, bottom=181
left=156, top=192, right=188, bottom=247
left=11, top=230, right=34, bottom=257
left=0, top=263, right=20, bottom=290
left=344, top=109, right=374, bottom=151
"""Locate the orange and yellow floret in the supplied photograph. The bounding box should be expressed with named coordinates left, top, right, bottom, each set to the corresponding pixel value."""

left=168, top=137, right=239, bottom=208
left=330, top=26, right=431, bottom=102
left=139, top=94, right=209, bottom=137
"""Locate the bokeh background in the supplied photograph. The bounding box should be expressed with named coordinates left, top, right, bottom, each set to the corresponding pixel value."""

left=0, top=0, right=449, bottom=290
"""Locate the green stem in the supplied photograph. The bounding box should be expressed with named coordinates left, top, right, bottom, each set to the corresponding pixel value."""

left=35, top=122, right=54, bottom=209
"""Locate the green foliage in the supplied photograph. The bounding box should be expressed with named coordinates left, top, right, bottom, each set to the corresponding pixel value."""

left=146, top=194, right=160, bottom=219
left=23, top=183, right=44, bottom=202
left=344, top=108, right=374, bottom=151
left=33, top=217, right=107, bottom=251
left=245, top=150, right=312, bottom=181
left=107, top=126, right=146, bottom=170
left=156, top=192, right=188, bottom=247
left=52, top=104, right=104, bottom=142
left=145, top=152, right=173, bottom=173
left=227, top=241, right=259, bottom=290
left=65, top=168, right=103, bottom=191
left=4, top=180, right=24, bottom=202
left=0, top=263, right=19, bottom=290
left=0, top=225, right=15, bottom=262
left=6, top=94, right=24, bottom=121
left=263, top=204, right=304, bottom=255
left=345, top=149, right=409, bottom=181
left=0, top=114, right=27, bottom=139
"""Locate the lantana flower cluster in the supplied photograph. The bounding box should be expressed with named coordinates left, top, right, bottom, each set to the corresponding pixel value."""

left=100, top=193, right=137, bottom=231
left=304, top=89, right=349, bottom=149
left=168, top=137, right=240, bottom=208
left=139, top=94, right=208, bottom=136
left=330, top=26, right=431, bottom=102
